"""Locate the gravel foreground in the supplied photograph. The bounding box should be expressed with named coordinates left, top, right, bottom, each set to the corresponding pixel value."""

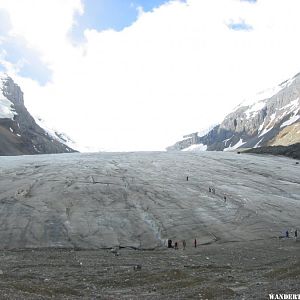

left=0, top=238, right=299, bottom=299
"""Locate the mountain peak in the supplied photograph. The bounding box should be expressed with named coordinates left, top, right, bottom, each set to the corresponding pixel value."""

left=0, top=76, right=77, bottom=155
left=168, top=72, right=300, bottom=151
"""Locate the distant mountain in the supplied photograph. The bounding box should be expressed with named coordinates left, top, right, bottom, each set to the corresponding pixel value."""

left=168, top=72, right=300, bottom=151
left=0, top=74, right=76, bottom=156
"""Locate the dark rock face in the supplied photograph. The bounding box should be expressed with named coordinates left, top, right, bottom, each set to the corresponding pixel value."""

left=168, top=73, right=300, bottom=151
left=0, top=76, right=76, bottom=156
left=244, top=143, right=300, bottom=160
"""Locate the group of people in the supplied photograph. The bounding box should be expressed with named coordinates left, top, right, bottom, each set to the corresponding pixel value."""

left=209, top=186, right=227, bottom=202
left=186, top=177, right=227, bottom=202
left=167, top=239, right=197, bottom=250
left=285, top=229, right=297, bottom=238
left=208, top=186, right=215, bottom=194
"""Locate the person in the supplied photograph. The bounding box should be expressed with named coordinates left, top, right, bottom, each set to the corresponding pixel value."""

left=224, top=195, right=227, bottom=202
left=194, top=238, right=197, bottom=248
left=209, top=187, right=211, bottom=193
left=286, top=230, right=289, bottom=238
left=295, top=229, right=298, bottom=238
left=182, top=240, right=186, bottom=250
left=186, top=176, right=189, bottom=181
left=168, top=239, right=173, bottom=248
left=174, top=241, right=178, bottom=250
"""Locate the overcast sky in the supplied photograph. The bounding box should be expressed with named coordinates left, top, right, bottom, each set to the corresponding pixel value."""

left=1, top=0, right=300, bottom=151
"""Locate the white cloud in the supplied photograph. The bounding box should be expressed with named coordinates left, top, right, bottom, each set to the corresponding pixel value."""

left=0, top=0, right=82, bottom=50
left=1, top=0, right=300, bottom=151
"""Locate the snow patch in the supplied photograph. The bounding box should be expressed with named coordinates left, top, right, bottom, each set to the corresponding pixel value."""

left=33, top=145, right=40, bottom=152
left=238, top=85, right=283, bottom=109
left=265, top=112, right=276, bottom=129
left=223, top=138, right=245, bottom=151
left=258, top=122, right=265, bottom=133
left=197, top=124, right=217, bottom=138
left=258, top=126, right=272, bottom=138
left=268, top=112, right=276, bottom=123
left=280, top=76, right=296, bottom=89
left=182, top=144, right=207, bottom=152
left=244, top=100, right=266, bottom=119
left=236, top=76, right=297, bottom=111
left=254, top=138, right=263, bottom=148
left=0, top=75, right=18, bottom=120
left=258, top=112, right=275, bottom=135
left=280, top=114, right=300, bottom=128
left=0, top=93, right=17, bottom=120
left=223, top=136, right=233, bottom=147
left=280, top=98, right=300, bottom=128
left=280, top=98, right=299, bottom=112
left=257, top=113, right=276, bottom=137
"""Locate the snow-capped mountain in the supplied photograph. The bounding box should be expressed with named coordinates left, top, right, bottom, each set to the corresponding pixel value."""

left=0, top=74, right=76, bottom=155
left=34, top=117, right=105, bottom=152
left=168, top=72, right=300, bottom=151
left=34, top=116, right=81, bottom=151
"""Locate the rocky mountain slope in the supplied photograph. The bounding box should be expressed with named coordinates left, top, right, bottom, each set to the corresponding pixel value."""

left=168, top=72, right=300, bottom=151
left=0, top=151, right=299, bottom=249
left=244, top=142, right=300, bottom=160
left=0, top=74, right=76, bottom=155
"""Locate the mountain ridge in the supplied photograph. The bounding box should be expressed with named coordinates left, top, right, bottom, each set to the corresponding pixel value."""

left=0, top=74, right=77, bottom=156
left=168, top=72, right=300, bottom=151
